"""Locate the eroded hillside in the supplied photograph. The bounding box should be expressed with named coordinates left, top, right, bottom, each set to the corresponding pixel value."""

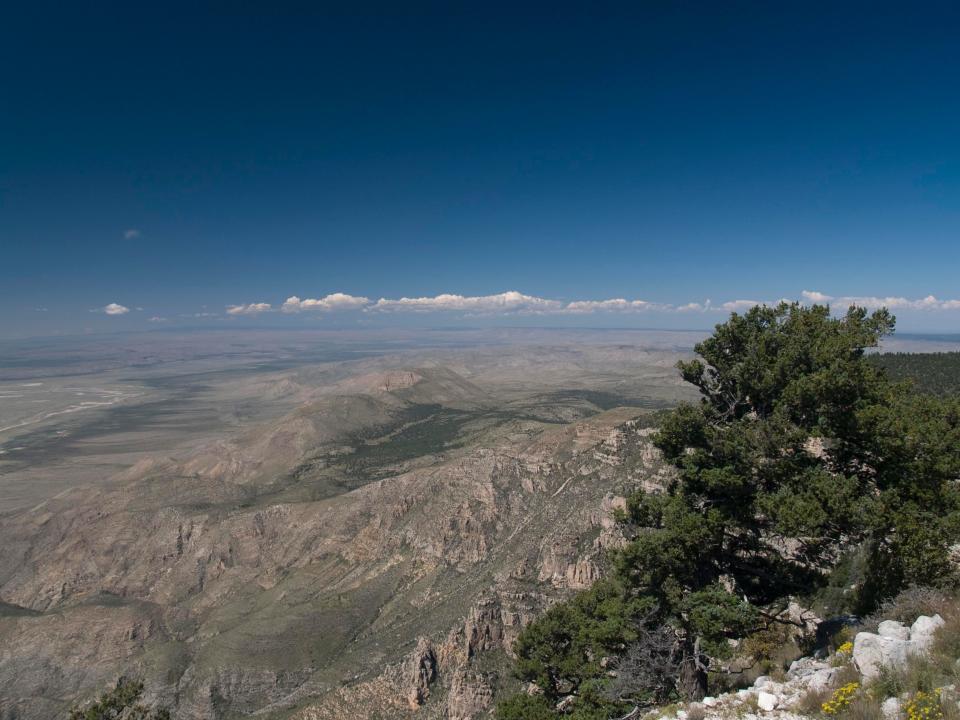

left=0, top=340, right=692, bottom=719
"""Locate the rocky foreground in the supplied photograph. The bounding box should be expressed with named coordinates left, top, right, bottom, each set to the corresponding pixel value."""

left=648, top=613, right=951, bottom=720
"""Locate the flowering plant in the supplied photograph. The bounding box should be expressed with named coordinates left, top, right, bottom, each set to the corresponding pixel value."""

left=822, top=682, right=860, bottom=715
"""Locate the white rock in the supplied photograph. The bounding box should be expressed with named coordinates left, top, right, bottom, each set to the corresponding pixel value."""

left=737, top=689, right=756, bottom=700
left=788, top=657, right=828, bottom=678
left=757, top=691, right=779, bottom=712
left=910, top=615, right=945, bottom=650
left=853, top=631, right=912, bottom=679
left=805, top=667, right=840, bottom=692
left=878, top=620, right=911, bottom=640
left=676, top=711, right=688, bottom=720
left=702, top=696, right=718, bottom=707
left=881, top=697, right=901, bottom=720
left=754, top=675, right=773, bottom=688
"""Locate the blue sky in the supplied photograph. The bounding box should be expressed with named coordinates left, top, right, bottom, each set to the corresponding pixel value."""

left=2, top=2, right=959, bottom=337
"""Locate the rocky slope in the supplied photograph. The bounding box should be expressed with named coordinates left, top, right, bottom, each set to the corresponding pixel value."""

left=0, top=364, right=674, bottom=719
left=642, top=614, right=950, bottom=720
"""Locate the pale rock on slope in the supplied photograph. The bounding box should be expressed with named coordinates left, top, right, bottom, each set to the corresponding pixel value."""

left=648, top=614, right=948, bottom=720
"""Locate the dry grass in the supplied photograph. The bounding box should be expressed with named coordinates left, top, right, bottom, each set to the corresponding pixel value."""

left=736, top=694, right=760, bottom=718
left=835, top=662, right=862, bottom=687
left=933, top=609, right=960, bottom=664
left=861, top=588, right=954, bottom=633
left=797, top=686, right=833, bottom=715
left=843, top=696, right=884, bottom=720
left=942, top=696, right=960, bottom=720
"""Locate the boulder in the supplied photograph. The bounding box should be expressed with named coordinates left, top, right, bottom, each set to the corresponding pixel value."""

left=789, top=657, right=829, bottom=679
left=805, top=667, right=840, bottom=692
left=910, top=615, right=945, bottom=651
left=853, top=631, right=911, bottom=679
left=878, top=620, right=911, bottom=640
left=756, top=691, right=779, bottom=712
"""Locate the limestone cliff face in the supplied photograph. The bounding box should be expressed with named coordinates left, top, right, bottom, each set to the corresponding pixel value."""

left=0, top=376, right=672, bottom=719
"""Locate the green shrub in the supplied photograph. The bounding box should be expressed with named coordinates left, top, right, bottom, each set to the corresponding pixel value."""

left=495, top=694, right=556, bottom=720
left=69, top=677, right=169, bottom=720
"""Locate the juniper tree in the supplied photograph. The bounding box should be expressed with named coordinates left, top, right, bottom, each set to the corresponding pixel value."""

left=497, top=303, right=960, bottom=719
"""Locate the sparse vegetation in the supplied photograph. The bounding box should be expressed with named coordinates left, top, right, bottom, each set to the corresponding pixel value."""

left=68, top=677, right=169, bottom=720
left=841, top=694, right=885, bottom=720
left=862, top=588, right=955, bottom=634
left=869, top=352, right=960, bottom=397
left=798, top=686, right=835, bottom=715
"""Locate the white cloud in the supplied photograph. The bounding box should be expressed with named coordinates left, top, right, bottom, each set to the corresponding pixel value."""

left=675, top=301, right=710, bottom=312
left=174, top=289, right=960, bottom=325
left=801, top=290, right=833, bottom=303
left=226, top=302, right=272, bottom=315
left=281, top=293, right=371, bottom=313
left=123, top=229, right=140, bottom=239
left=103, top=303, right=130, bottom=315
left=370, top=290, right=563, bottom=314
left=800, top=291, right=960, bottom=311
left=720, top=299, right=764, bottom=312
left=148, top=316, right=167, bottom=323
left=562, top=298, right=664, bottom=314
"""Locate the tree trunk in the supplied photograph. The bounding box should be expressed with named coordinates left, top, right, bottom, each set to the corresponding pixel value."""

left=677, top=639, right=708, bottom=700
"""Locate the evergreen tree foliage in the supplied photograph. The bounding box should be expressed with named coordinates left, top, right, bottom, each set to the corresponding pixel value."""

left=869, top=351, right=960, bottom=397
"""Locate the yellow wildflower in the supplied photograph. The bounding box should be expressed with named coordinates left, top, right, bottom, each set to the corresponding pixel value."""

left=905, top=691, right=944, bottom=720
left=822, top=682, right=860, bottom=715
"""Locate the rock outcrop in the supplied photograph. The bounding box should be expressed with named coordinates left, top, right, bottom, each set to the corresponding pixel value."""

left=645, top=612, right=951, bottom=720
left=853, top=614, right=945, bottom=679
left=405, top=637, right=437, bottom=708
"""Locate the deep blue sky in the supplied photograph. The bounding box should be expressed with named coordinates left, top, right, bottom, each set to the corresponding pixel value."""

left=2, top=1, right=959, bottom=337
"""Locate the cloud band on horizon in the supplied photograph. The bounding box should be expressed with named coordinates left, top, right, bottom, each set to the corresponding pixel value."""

left=220, top=289, right=960, bottom=318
